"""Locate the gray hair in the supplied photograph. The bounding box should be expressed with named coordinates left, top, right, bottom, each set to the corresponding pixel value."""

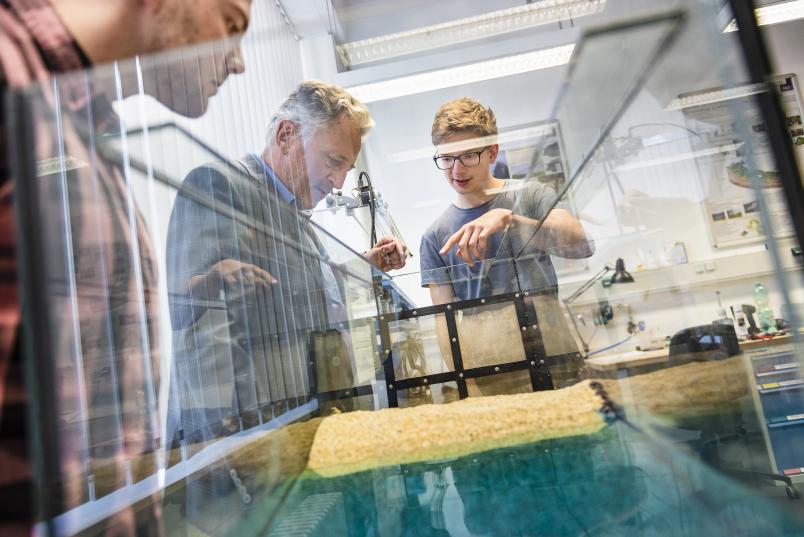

left=267, top=80, right=374, bottom=143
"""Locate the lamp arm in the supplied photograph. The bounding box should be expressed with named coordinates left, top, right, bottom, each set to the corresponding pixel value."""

left=565, top=301, right=588, bottom=354
left=564, top=265, right=613, bottom=305
left=563, top=265, right=611, bottom=356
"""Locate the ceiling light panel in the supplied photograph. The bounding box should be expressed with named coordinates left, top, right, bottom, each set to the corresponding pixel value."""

left=723, top=0, right=804, bottom=32
left=346, top=44, right=575, bottom=104
left=337, top=0, right=604, bottom=68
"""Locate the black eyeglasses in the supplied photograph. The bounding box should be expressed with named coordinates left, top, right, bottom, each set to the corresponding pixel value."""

left=433, top=147, right=489, bottom=170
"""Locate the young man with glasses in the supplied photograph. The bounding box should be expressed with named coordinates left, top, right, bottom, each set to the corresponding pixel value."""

left=419, top=97, right=593, bottom=394
left=421, top=96, right=592, bottom=302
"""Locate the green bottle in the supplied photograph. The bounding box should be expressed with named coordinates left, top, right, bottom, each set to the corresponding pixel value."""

left=753, top=282, right=776, bottom=334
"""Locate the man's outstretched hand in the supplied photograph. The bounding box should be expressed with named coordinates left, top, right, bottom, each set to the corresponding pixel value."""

left=202, top=259, right=277, bottom=297
left=439, top=208, right=513, bottom=266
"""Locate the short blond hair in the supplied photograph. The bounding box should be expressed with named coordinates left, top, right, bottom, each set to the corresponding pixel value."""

left=431, top=97, right=497, bottom=146
left=268, top=80, right=374, bottom=142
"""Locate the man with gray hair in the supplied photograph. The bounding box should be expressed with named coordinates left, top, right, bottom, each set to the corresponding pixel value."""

left=165, top=79, right=406, bottom=532
left=166, top=77, right=403, bottom=467
left=167, top=79, right=406, bottom=433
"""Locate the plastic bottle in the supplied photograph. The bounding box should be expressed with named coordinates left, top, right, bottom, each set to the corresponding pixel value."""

left=714, top=291, right=731, bottom=326
left=754, top=282, right=776, bottom=334
left=733, top=306, right=749, bottom=339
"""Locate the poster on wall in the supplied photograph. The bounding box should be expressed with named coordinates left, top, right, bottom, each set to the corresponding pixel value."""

left=680, top=74, right=801, bottom=248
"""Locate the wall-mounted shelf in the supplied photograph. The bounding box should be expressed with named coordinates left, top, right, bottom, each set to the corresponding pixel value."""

left=560, top=245, right=801, bottom=307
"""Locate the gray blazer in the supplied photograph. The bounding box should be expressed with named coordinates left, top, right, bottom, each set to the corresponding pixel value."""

left=166, top=154, right=347, bottom=444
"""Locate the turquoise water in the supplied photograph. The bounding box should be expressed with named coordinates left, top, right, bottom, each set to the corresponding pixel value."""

left=232, top=420, right=804, bottom=537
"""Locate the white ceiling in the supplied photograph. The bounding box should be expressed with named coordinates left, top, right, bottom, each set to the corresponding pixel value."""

left=282, top=0, right=651, bottom=44
left=282, top=0, right=798, bottom=107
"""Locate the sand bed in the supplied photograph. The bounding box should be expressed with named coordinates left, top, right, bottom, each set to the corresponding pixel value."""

left=596, top=355, right=750, bottom=418
left=307, top=380, right=606, bottom=478
left=226, top=359, right=748, bottom=482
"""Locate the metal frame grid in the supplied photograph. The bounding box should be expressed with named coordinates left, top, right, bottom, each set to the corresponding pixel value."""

left=307, top=289, right=582, bottom=410
left=376, top=289, right=582, bottom=408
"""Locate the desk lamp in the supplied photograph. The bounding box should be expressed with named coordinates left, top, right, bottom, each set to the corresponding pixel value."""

left=564, top=258, right=634, bottom=355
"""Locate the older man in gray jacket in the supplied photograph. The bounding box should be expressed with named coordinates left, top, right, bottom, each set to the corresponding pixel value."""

left=166, top=81, right=406, bottom=452
left=166, top=81, right=407, bottom=534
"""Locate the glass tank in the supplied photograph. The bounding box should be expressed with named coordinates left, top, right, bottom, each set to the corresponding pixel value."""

left=5, top=0, right=803, bottom=536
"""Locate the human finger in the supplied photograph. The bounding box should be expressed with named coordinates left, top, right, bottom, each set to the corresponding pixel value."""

left=466, top=226, right=484, bottom=263
left=391, top=242, right=407, bottom=269
left=238, top=266, right=253, bottom=280
left=458, top=226, right=474, bottom=266
left=252, top=265, right=278, bottom=285
left=395, top=239, right=407, bottom=261
left=385, top=246, right=405, bottom=269
left=439, top=229, right=464, bottom=256
left=477, top=229, right=490, bottom=257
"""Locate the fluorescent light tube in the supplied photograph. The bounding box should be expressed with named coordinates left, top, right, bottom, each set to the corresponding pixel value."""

left=389, top=124, right=558, bottom=163
left=723, top=0, right=804, bottom=32
left=612, top=143, right=743, bottom=172
left=664, top=83, right=766, bottom=110
left=337, top=0, right=604, bottom=67
left=347, top=44, right=575, bottom=104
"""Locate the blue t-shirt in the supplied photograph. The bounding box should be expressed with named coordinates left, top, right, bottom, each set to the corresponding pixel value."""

left=419, top=180, right=566, bottom=300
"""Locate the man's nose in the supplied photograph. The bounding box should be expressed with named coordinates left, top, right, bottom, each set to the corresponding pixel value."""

left=333, top=172, right=348, bottom=189
left=226, top=46, right=246, bottom=75
left=452, top=161, right=467, bottom=176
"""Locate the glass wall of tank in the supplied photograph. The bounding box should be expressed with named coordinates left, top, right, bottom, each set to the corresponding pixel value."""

left=5, top=0, right=804, bottom=536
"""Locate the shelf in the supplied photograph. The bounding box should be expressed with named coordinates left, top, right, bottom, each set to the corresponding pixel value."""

left=561, top=245, right=802, bottom=307
left=754, top=363, right=799, bottom=377
left=750, top=350, right=795, bottom=361
left=768, top=414, right=804, bottom=429
left=758, top=379, right=803, bottom=394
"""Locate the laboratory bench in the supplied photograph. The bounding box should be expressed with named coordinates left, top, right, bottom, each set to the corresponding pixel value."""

left=586, top=334, right=804, bottom=489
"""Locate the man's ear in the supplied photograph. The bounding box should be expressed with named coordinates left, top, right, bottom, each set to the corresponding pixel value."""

left=275, top=120, right=299, bottom=154
left=488, top=144, right=500, bottom=163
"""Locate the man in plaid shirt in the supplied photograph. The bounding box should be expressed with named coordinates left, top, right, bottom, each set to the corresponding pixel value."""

left=0, top=0, right=252, bottom=535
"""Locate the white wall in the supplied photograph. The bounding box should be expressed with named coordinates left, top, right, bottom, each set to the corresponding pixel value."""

left=559, top=17, right=804, bottom=351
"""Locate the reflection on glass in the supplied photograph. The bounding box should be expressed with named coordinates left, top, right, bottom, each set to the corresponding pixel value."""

left=346, top=316, right=383, bottom=386
left=6, top=1, right=804, bottom=536
left=553, top=11, right=684, bottom=180
left=397, top=382, right=460, bottom=409
left=467, top=369, right=533, bottom=397
left=388, top=314, right=452, bottom=380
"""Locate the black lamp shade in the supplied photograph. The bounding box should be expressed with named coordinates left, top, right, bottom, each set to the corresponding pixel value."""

left=610, top=258, right=634, bottom=284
